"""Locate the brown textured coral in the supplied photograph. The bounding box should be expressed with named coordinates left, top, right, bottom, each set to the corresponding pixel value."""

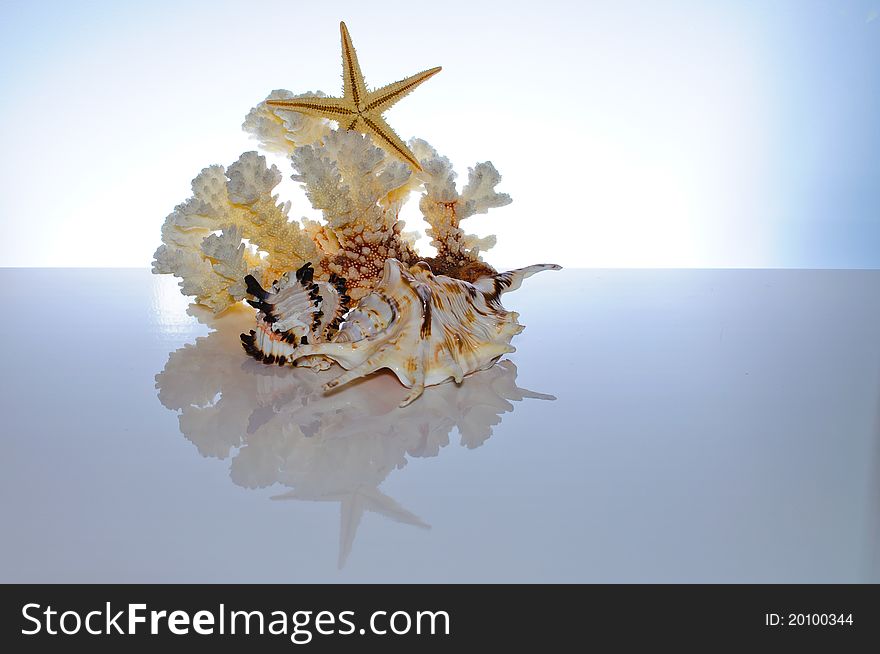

left=289, top=129, right=424, bottom=299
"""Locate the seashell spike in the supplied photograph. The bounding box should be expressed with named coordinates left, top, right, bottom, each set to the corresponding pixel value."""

left=473, top=263, right=563, bottom=296
left=288, top=259, right=561, bottom=406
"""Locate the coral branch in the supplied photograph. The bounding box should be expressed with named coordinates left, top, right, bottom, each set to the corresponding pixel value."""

left=410, top=139, right=512, bottom=280
left=242, top=90, right=332, bottom=154
left=160, top=97, right=516, bottom=308
left=152, top=152, right=319, bottom=313
left=290, top=129, right=420, bottom=298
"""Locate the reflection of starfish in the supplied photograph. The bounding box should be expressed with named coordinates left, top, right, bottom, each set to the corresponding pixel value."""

left=156, top=310, right=556, bottom=569
left=266, top=21, right=441, bottom=171
left=272, top=486, right=429, bottom=569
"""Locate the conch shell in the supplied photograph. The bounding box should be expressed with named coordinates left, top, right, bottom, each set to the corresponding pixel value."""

left=241, top=259, right=559, bottom=405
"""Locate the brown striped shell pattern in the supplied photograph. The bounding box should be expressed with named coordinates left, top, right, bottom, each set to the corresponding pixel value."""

left=240, top=258, right=560, bottom=406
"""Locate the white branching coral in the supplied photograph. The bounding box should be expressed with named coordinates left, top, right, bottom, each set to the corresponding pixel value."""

left=154, top=37, right=515, bottom=311
left=155, top=109, right=513, bottom=310
left=411, top=138, right=511, bottom=281
left=153, top=152, right=319, bottom=312
left=242, top=90, right=332, bottom=154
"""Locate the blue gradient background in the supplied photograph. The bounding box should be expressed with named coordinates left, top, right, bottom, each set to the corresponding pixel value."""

left=1, top=0, right=878, bottom=267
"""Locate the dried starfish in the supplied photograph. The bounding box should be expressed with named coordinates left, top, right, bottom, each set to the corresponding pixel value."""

left=266, top=21, right=440, bottom=171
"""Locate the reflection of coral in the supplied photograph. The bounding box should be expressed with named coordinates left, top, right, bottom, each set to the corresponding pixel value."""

left=155, top=311, right=554, bottom=567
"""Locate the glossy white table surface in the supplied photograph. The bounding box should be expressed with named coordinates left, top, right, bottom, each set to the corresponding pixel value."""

left=2, top=268, right=878, bottom=582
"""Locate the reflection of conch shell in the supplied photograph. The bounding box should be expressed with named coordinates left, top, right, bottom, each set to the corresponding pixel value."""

left=155, top=311, right=555, bottom=567
left=240, top=258, right=560, bottom=405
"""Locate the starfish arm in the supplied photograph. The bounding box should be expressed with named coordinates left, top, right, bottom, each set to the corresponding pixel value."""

left=344, top=115, right=363, bottom=131
left=364, top=66, right=442, bottom=114
left=360, top=113, right=423, bottom=171
left=266, top=96, right=356, bottom=122
left=340, top=21, right=368, bottom=108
